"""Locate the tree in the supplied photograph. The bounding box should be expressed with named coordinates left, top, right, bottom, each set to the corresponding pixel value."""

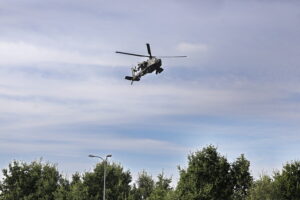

left=231, top=154, right=253, bottom=200
left=273, top=161, right=300, bottom=200
left=149, top=172, right=173, bottom=200
left=129, top=170, right=154, bottom=200
left=69, top=173, right=89, bottom=200
left=53, top=178, right=71, bottom=200
left=83, top=162, right=131, bottom=200
left=53, top=173, right=89, bottom=200
left=247, top=175, right=276, bottom=200
left=0, top=160, right=63, bottom=200
left=176, top=145, right=233, bottom=200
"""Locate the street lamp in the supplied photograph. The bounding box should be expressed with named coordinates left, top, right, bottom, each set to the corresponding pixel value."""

left=89, top=154, right=112, bottom=200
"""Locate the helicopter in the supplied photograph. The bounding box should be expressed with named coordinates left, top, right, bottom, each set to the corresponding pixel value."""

left=116, top=43, right=187, bottom=84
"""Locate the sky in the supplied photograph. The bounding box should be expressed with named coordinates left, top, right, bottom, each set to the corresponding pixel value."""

left=1, top=0, right=300, bottom=184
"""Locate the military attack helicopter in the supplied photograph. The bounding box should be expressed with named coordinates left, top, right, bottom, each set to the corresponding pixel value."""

left=116, top=43, right=186, bottom=84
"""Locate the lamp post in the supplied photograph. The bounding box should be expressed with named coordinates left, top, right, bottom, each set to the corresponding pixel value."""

left=89, top=154, right=112, bottom=200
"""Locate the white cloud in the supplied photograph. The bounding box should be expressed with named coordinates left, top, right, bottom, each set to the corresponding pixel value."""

left=176, top=42, right=209, bottom=53
left=1, top=62, right=300, bottom=133
left=0, top=41, right=126, bottom=66
left=0, top=131, right=185, bottom=155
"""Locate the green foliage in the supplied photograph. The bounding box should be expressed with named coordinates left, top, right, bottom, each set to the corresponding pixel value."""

left=247, top=161, right=300, bottom=200
left=53, top=173, right=89, bottom=200
left=68, top=173, right=89, bottom=200
left=176, top=145, right=253, bottom=200
left=247, top=175, right=277, bottom=200
left=176, top=145, right=233, bottom=200
left=129, top=170, right=154, bottom=200
left=53, top=178, right=71, bottom=200
left=273, top=160, right=300, bottom=200
left=83, top=162, right=131, bottom=200
left=148, top=172, right=173, bottom=200
left=231, top=154, right=253, bottom=200
left=0, top=160, right=131, bottom=200
left=5, top=147, right=300, bottom=199
left=0, top=160, right=62, bottom=200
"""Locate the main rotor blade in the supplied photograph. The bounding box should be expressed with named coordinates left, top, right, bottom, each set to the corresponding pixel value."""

left=146, top=43, right=152, bottom=58
left=157, top=56, right=187, bottom=58
left=115, top=51, right=150, bottom=57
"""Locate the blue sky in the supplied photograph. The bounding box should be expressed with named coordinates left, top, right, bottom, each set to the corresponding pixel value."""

left=1, top=0, right=300, bottom=183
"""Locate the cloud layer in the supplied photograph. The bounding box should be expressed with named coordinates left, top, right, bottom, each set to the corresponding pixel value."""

left=1, top=0, right=300, bottom=181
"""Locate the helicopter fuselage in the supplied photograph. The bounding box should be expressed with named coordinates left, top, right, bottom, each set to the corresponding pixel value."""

left=137, top=57, right=163, bottom=76
left=125, top=58, right=163, bottom=83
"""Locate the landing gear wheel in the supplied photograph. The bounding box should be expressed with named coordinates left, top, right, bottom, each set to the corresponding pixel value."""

left=156, top=68, right=164, bottom=74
